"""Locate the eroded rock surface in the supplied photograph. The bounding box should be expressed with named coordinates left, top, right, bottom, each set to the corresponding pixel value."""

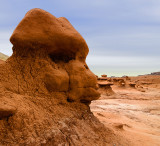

left=0, top=8, right=117, bottom=145
left=91, top=75, right=160, bottom=146
left=98, top=82, right=115, bottom=96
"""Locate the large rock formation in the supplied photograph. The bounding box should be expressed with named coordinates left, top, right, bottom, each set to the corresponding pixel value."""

left=0, top=9, right=117, bottom=145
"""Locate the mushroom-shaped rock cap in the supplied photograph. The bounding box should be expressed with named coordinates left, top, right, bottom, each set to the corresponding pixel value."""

left=101, top=74, right=107, bottom=77
left=10, top=8, right=89, bottom=60
left=98, top=82, right=114, bottom=86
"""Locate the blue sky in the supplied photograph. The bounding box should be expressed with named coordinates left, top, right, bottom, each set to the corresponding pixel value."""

left=0, top=0, right=160, bottom=76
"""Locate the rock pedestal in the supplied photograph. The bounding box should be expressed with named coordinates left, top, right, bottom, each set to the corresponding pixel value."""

left=98, top=81, right=115, bottom=96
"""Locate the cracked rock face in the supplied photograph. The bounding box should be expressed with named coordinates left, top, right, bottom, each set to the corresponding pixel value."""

left=9, top=8, right=99, bottom=104
left=0, top=8, right=116, bottom=145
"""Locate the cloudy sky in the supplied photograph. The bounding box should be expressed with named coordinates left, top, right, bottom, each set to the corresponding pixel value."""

left=0, top=0, right=160, bottom=76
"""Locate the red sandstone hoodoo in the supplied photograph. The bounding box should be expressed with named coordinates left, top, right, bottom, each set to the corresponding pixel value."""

left=0, top=9, right=118, bottom=145
left=98, top=81, right=115, bottom=96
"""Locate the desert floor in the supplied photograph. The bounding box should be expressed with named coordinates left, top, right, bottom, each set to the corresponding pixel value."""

left=90, top=77, right=160, bottom=146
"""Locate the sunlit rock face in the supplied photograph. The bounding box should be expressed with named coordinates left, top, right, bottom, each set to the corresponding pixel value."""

left=9, top=8, right=99, bottom=104
left=10, top=8, right=88, bottom=61
left=0, top=9, right=115, bottom=145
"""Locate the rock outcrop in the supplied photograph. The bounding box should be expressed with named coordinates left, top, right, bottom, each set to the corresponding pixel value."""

left=150, top=72, right=160, bottom=75
left=98, top=81, right=115, bottom=96
left=112, top=78, right=125, bottom=87
left=0, top=8, right=117, bottom=145
left=101, top=74, right=107, bottom=77
left=128, top=82, right=136, bottom=88
left=98, top=74, right=109, bottom=81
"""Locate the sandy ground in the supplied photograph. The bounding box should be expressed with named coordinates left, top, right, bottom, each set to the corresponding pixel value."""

left=90, top=78, right=160, bottom=146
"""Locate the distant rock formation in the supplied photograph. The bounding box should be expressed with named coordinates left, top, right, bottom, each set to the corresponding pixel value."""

left=128, top=82, right=136, bottom=88
left=98, top=81, right=115, bottom=96
left=97, top=74, right=115, bottom=96
left=98, top=74, right=110, bottom=81
left=124, top=76, right=131, bottom=81
left=101, top=74, right=107, bottom=77
left=150, top=72, right=160, bottom=75
left=112, top=78, right=125, bottom=87
left=0, top=52, right=9, bottom=61
left=0, top=9, right=117, bottom=145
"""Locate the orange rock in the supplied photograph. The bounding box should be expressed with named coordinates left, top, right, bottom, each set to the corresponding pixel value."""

left=101, top=74, right=107, bottom=77
left=10, top=8, right=88, bottom=61
left=128, top=82, right=136, bottom=88
left=98, top=81, right=115, bottom=96
left=0, top=9, right=113, bottom=145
